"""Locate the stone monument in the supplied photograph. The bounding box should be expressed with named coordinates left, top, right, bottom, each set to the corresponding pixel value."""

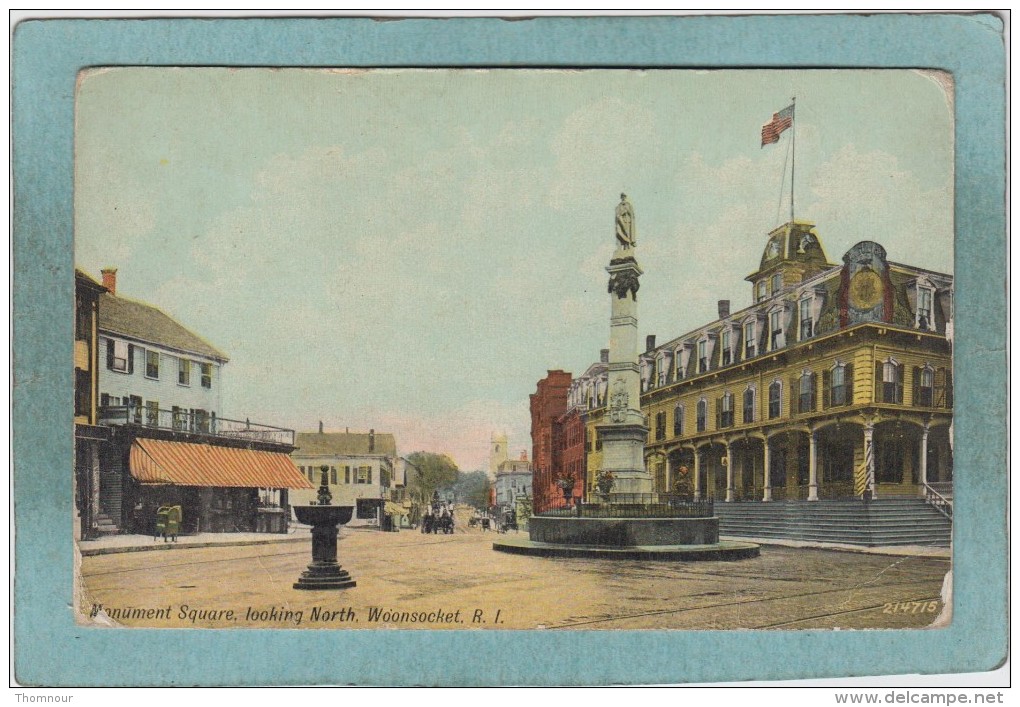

left=598, top=194, right=653, bottom=495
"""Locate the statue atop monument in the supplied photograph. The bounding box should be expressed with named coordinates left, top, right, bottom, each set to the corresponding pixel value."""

left=615, top=193, right=636, bottom=249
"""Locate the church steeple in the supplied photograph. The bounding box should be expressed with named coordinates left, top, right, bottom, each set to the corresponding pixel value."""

left=745, top=221, right=832, bottom=303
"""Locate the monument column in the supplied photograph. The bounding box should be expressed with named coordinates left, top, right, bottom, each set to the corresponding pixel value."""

left=763, top=437, right=772, bottom=502
left=596, top=194, right=653, bottom=496
left=808, top=429, right=819, bottom=501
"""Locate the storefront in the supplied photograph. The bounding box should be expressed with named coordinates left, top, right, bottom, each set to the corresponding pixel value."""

left=126, top=437, right=312, bottom=534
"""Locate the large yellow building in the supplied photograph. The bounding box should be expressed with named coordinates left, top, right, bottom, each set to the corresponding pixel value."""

left=582, top=221, right=952, bottom=503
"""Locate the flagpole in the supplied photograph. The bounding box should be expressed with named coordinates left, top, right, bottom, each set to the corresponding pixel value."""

left=790, top=96, right=796, bottom=225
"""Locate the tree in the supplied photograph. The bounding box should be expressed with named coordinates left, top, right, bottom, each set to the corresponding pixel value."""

left=406, top=451, right=459, bottom=507
left=450, top=470, right=491, bottom=510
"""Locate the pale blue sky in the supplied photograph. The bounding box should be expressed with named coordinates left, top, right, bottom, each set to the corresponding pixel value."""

left=75, top=69, right=954, bottom=470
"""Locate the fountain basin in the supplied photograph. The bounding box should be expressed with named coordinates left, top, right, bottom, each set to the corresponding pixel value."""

left=293, top=504, right=354, bottom=526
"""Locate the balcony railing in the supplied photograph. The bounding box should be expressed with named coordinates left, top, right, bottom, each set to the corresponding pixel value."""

left=98, top=404, right=295, bottom=446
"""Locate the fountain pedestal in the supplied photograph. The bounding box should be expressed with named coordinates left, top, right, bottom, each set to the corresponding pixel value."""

left=292, top=468, right=357, bottom=590
left=292, top=506, right=357, bottom=590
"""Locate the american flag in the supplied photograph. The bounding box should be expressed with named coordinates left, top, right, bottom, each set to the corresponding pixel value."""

left=761, top=104, right=795, bottom=147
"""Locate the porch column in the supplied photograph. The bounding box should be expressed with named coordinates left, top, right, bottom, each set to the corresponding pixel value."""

left=864, top=422, right=877, bottom=500
left=762, top=437, right=772, bottom=502
left=693, top=449, right=701, bottom=500
left=919, top=424, right=930, bottom=490
left=808, top=430, right=819, bottom=501
left=724, top=441, right=734, bottom=502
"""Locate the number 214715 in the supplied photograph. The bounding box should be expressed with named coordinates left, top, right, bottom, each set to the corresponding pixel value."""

left=882, top=601, right=940, bottom=614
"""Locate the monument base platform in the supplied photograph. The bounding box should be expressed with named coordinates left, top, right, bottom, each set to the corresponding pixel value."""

left=529, top=515, right=721, bottom=546
left=492, top=536, right=759, bottom=561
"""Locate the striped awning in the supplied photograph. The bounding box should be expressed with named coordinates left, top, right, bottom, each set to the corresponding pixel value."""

left=129, top=438, right=313, bottom=489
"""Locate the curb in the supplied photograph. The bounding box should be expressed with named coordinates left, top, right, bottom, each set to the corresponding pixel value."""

left=79, top=536, right=308, bottom=557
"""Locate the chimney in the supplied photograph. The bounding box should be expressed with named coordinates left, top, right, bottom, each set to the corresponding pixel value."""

left=646, top=334, right=656, bottom=351
left=101, top=268, right=117, bottom=295
left=369, top=429, right=375, bottom=453
left=600, top=348, right=609, bottom=364
left=718, top=300, right=731, bottom=319
left=318, top=420, right=324, bottom=434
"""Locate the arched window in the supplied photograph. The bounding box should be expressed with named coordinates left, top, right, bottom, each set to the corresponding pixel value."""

left=768, top=380, right=782, bottom=419
left=914, top=364, right=935, bottom=407
left=798, top=370, right=817, bottom=413
left=655, top=411, right=666, bottom=441
left=877, top=358, right=904, bottom=404
left=743, top=386, right=755, bottom=424
left=718, top=391, right=735, bottom=428
left=824, top=361, right=853, bottom=408
left=673, top=404, right=684, bottom=437
left=696, top=398, right=708, bottom=432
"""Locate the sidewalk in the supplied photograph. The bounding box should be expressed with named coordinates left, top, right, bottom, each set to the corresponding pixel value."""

left=77, top=527, right=313, bottom=556
left=720, top=535, right=952, bottom=558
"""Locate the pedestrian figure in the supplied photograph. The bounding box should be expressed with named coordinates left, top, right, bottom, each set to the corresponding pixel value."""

left=154, top=505, right=170, bottom=542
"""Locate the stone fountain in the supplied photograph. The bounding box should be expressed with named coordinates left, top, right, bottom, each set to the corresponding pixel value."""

left=292, top=465, right=357, bottom=590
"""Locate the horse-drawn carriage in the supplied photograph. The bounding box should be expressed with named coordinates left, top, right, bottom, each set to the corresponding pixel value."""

left=420, top=496, right=455, bottom=535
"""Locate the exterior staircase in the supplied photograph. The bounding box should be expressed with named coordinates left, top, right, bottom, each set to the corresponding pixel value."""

left=93, top=512, right=120, bottom=536
left=715, top=498, right=951, bottom=547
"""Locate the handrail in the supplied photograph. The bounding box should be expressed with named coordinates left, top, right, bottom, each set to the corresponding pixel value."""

left=98, top=404, right=295, bottom=446
left=922, top=482, right=953, bottom=519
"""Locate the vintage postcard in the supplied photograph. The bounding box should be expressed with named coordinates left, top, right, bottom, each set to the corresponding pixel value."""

left=14, top=15, right=1007, bottom=687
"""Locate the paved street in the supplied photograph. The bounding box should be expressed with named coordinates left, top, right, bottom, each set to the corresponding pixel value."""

left=78, top=527, right=951, bottom=631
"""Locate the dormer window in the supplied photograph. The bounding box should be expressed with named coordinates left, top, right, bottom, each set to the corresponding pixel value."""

left=756, top=281, right=767, bottom=303
left=799, top=297, right=813, bottom=340
left=917, top=287, right=933, bottom=330
left=721, top=329, right=732, bottom=366
left=744, top=321, right=756, bottom=359
left=771, top=273, right=782, bottom=294
left=698, top=339, right=708, bottom=374
left=657, top=353, right=669, bottom=387
left=770, top=310, right=784, bottom=350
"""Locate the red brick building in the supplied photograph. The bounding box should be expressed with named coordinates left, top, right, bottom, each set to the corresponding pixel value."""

left=555, top=406, right=586, bottom=505
left=529, top=370, right=571, bottom=512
